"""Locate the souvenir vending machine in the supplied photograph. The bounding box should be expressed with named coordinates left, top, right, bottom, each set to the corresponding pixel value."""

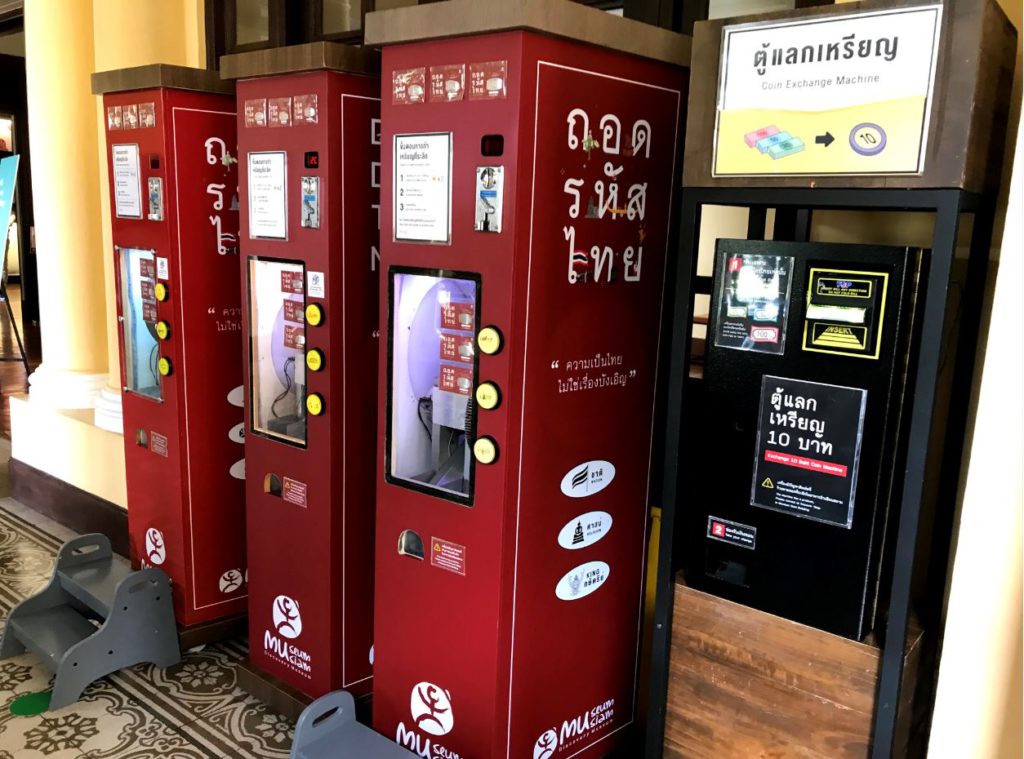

left=220, top=44, right=380, bottom=700
left=94, top=66, right=246, bottom=628
left=367, top=2, right=688, bottom=756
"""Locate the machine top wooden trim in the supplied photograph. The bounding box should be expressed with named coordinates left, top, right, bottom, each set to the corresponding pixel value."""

left=220, top=42, right=381, bottom=81
left=92, top=64, right=233, bottom=96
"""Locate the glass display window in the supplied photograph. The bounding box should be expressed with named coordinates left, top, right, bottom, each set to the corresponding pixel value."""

left=387, top=268, right=481, bottom=504
left=248, top=257, right=307, bottom=446
left=117, top=247, right=162, bottom=401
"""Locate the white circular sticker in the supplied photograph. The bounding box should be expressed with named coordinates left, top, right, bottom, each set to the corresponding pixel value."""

left=144, top=527, right=166, bottom=565
left=271, top=595, right=303, bottom=640
left=557, top=511, right=612, bottom=550
left=409, top=682, right=454, bottom=737
left=228, top=423, right=245, bottom=444
left=229, top=459, right=245, bottom=480
left=559, top=460, right=615, bottom=498
left=555, top=561, right=610, bottom=601
left=227, top=385, right=245, bottom=408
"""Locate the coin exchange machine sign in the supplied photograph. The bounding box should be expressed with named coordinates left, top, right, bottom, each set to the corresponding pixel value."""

left=687, top=239, right=924, bottom=640
left=713, top=4, right=942, bottom=176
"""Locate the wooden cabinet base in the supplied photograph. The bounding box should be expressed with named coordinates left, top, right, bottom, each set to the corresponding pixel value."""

left=664, top=582, right=924, bottom=758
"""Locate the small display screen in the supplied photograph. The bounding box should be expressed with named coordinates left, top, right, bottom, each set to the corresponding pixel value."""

left=387, top=268, right=480, bottom=503
left=117, top=247, right=162, bottom=401
left=248, top=257, right=307, bottom=447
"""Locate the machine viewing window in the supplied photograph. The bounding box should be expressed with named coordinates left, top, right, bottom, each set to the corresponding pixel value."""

left=117, top=247, right=163, bottom=401
left=248, top=257, right=307, bottom=447
left=387, top=269, right=480, bottom=503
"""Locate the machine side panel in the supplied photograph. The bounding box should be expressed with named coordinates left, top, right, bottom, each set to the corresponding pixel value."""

left=504, top=39, right=684, bottom=759
left=168, top=92, right=247, bottom=620
left=332, top=77, right=382, bottom=690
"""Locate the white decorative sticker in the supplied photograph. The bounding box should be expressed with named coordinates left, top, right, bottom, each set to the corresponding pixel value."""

left=228, top=423, right=245, bottom=444
left=229, top=459, right=245, bottom=480
left=144, top=527, right=166, bottom=565
left=227, top=385, right=245, bottom=407
left=559, top=460, right=616, bottom=498
left=555, top=560, right=610, bottom=601
left=307, top=270, right=325, bottom=298
left=558, top=511, right=613, bottom=550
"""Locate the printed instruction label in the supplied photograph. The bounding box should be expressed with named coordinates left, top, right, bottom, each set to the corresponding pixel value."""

left=112, top=144, right=142, bottom=218
left=707, top=515, right=757, bottom=550
left=247, top=151, right=287, bottom=239
left=393, top=133, right=452, bottom=243
left=751, top=375, right=867, bottom=528
left=714, top=250, right=794, bottom=354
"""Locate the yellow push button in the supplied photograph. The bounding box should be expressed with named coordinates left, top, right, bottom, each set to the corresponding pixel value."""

left=475, top=382, right=501, bottom=410
left=305, top=303, right=324, bottom=327
left=154, top=282, right=169, bottom=302
left=155, top=320, right=170, bottom=341
left=473, top=436, right=499, bottom=464
left=157, top=357, right=173, bottom=376
left=477, top=326, right=503, bottom=355
left=306, top=349, right=324, bottom=372
left=306, top=393, right=324, bottom=416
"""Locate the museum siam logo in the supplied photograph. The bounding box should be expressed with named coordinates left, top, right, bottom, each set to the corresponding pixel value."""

left=218, top=568, right=244, bottom=594
left=272, top=595, right=303, bottom=639
left=560, top=460, right=616, bottom=498
left=396, top=681, right=465, bottom=759
left=263, top=594, right=312, bottom=678
left=144, top=527, right=166, bottom=566
left=535, top=697, right=616, bottom=756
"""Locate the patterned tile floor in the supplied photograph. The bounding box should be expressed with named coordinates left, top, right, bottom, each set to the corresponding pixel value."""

left=0, top=497, right=295, bottom=758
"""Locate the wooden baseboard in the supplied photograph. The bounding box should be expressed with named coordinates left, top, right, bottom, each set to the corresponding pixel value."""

left=179, top=614, right=248, bottom=650
left=9, top=457, right=129, bottom=557
left=236, top=658, right=373, bottom=724
left=236, top=657, right=315, bottom=722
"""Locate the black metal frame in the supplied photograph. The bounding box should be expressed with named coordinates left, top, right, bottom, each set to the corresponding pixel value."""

left=645, top=186, right=994, bottom=758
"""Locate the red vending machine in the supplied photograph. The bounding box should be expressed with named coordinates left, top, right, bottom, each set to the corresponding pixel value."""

left=93, top=66, right=246, bottom=629
left=367, top=2, right=688, bottom=756
left=220, top=44, right=380, bottom=702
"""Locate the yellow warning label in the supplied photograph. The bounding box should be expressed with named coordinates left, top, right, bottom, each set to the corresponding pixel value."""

left=761, top=477, right=774, bottom=489
left=811, top=324, right=868, bottom=350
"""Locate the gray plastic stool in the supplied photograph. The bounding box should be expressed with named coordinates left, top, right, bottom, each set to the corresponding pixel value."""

left=0, top=533, right=180, bottom=708
left=290, top=690, right=415, bottom=759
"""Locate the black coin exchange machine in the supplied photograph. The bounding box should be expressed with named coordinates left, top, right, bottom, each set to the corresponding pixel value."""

left=648, top=1, right=1016, bottom=757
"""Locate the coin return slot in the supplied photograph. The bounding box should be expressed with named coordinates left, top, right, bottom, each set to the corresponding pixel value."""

left=264, top=473, right=283, bottom=497
left=397, top=530, right=425, bottom=560
left=135, top=429, right=148, bottom=448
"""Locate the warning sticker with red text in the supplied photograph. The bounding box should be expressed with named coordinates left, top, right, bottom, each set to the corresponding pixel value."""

left=430, top=537, right=466, bottom=576
left=751, top=375, right=867, bottom=529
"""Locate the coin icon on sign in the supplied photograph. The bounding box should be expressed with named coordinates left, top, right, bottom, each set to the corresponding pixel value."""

left=849, top=123, right=886, bottom=156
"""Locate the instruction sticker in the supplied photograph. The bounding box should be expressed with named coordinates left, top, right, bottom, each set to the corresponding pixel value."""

left=112, top=144, right=142, bottom=219
left=248, top=151, right=287, bottom=240
left=714, top=250, right=794, bottom=354
left=707, top=516, right=756, bottom=550
left=393, top=133, right=452, bottom=244
left=751, top=375, right=867, bottom=528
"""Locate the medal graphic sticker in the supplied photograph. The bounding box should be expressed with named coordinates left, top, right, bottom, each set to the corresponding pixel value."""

left=714, top=251, right=794, bottom=355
